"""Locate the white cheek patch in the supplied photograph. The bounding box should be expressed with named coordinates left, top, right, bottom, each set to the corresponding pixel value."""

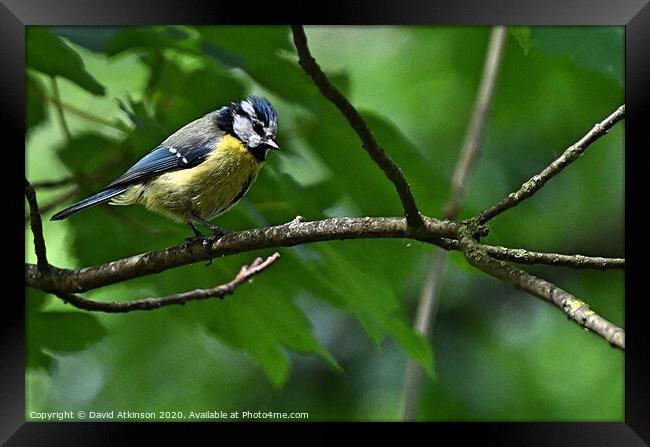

left=233, top=114, right=254, bottom=144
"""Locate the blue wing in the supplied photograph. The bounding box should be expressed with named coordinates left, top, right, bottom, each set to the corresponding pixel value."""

left=106, top=141, right=216, bottom=187
left=106, top=111, right=224, bottom=187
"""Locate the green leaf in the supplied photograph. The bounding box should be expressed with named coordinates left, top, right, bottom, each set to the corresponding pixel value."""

left=306, top=245, right=435, bottom=377
left=154, top=64, right=245, bottom=132
left=26, top=73, right=48, bottom=130
left=532, top=27, right=623, bottom=85
left=509, top=27, right=532, bottom=56
left=199, top=26, right=326, bottom=107
left=130, top=53, right=247, bottom=135
left=183, top=245, right=343, bottom=387
left=26, top=288, right=48, bottom=314
left=201, top=282, right=341, bottom=387
left=55, top=132, right=144, bottom=200
left=27, top=310, right=107, bottom=371
left=199, top=26, right=293, bottom=60
left=361, top=111, right=449, bottom=217
left=56, top=133, right=121, bottom=175
left=105, top=26, right=201, bottom=57
left=50, top=26, right=121, bottom=53
left=26, top=27, right=105, bottom=96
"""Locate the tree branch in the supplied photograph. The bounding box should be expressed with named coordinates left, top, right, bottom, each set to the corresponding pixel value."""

left=26, top=216, right=460, bottom=294
left=459, top=236, right=624, bottom=349
left=25, top=179, right=49, bottom=271
left=290, top=25, right=424, bottom=230
left=55, top=253, right=280, bottom=313
left=402, top=26, right=508, bottom=421
left=476, top=104, right=625, bottom=223
left=478, top=244, right=624, bottom=270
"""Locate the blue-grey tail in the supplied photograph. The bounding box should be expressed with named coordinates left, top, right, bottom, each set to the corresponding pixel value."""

left=50, top=186, right=128, bottom=221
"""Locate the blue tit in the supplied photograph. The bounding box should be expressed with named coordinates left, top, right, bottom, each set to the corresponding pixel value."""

left=51, top=96, right=279, bottom=237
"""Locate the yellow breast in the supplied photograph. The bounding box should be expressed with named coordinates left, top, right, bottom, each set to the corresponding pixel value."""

left=139, top=134, right=263, bottom=222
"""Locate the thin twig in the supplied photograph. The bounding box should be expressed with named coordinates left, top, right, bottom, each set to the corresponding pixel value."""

left=25, top=186, right=80, bottom=223
left=48, top=96, right=123, bottom=130
left=56, top=253, right=280, bottom=313
left=401, top=26, right=508, bottom=421
left=476, top=104, right=625, bottom=223
left=433, top=237, right=624, bottom=270
left=460, top=237, right=624, bottom=349
left=478, top=244, right=624, bottom=270
left=445, top=26, right=508, bottom=218
left=25, top=179, right=49, bottom=271
left=401, top=248, right=447, bottom=419
left=26, top=216, right=460, bottom=294
left=31, top=80, right=124, bottom=131
left=32, top=177, right=75, bottom=189
left=291, top=25, right=424, bottom=230
left=50, top=76, right=72, bottom=143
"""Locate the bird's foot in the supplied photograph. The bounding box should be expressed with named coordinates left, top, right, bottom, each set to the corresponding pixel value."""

left=190, top=215, right=230, bottom=239
left=183, top=230, right=228, bottom=248
left=182, top=235, right=212, bottom=248
left=183, top=219, right=229, bottom=264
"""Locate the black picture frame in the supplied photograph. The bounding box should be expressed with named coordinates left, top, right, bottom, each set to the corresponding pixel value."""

left=9, top=0, right=649, bottom=443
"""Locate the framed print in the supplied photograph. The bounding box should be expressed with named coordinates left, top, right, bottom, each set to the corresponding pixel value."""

left=10, top=0, right=650, bottom=443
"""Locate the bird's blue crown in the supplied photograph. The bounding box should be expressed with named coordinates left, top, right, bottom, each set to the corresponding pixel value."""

left=216, top=96, right=278, bottom=135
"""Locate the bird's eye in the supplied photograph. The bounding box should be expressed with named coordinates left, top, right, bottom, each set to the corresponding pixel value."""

left=252, top=121, right=264, bottom=134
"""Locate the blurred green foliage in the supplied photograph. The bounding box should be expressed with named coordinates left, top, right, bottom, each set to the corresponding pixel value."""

left=25, top=26, right=623, bottom=421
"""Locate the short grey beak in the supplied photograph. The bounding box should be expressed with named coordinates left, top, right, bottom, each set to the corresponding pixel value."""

left=265, top=139, right=280, bottom=150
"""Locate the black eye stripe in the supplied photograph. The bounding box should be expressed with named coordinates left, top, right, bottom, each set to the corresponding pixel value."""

left=252, top=122, right=264, bottom=133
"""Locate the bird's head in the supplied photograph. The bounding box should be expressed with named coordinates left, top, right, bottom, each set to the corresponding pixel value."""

left=216, top=96, right=279, bottom=161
